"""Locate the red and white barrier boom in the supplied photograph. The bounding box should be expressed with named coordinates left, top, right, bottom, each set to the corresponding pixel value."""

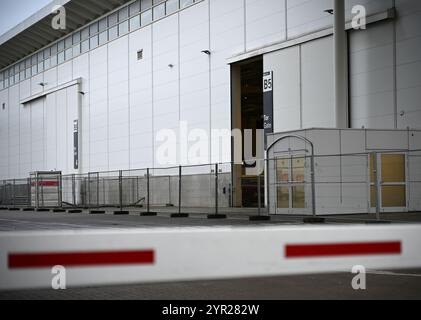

left=1, top=224, right=421, bottom=290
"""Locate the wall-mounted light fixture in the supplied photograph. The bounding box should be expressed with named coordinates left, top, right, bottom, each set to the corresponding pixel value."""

left=38, top=82, right=48, bottom=87
left=168, top=64, right=174, bottom=68
left=324, top=9, right=334, bottom=15
left=201, top=50, right=211, bottom=55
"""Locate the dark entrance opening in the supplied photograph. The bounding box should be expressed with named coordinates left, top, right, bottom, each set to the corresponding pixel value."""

left=231, top=57, right=264, bottom=208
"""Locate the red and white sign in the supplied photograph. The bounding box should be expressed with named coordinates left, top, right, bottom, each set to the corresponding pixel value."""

left=0, top=224, right=420, bottom=290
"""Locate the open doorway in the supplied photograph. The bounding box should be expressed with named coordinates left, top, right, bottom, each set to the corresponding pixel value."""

left=231, top=56, right=264, bottom=208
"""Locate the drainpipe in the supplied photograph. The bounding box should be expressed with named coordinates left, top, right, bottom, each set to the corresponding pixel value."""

left=334, top=0, right=348, bottom=128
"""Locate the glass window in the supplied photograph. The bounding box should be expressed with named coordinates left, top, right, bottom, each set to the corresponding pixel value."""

left=98, top=17, right=107, bottom=32
left=118, top=21, right=129, bottom=36
left=0, top=72, right=2, bottom=81
left=57, top=51, right=65, bottom=64
left=99, top=30, right=108, bottom=45
left=65, top=36, right=72, bottom=48
left=43, top=47, right=51, bottom=59
left=31, top=55, right=37, bottom=65
left=73, top=32, right=81, bottom=44
left=37, top=61, right=44, bottom=72
left=119, top=6, right=129, bottom=21
left=73, top=44, right=81, bottom=57
left=153, top=3, right=165, bottom=20
left=180, top=0, right=193, bottom=8
left=129, top=15, right=140, bottom=31
left=44, top=58, right=51, bottom=70
left=50, top=55, right=57, bottom=67
left=81, top=39, right=90, bottom=53
left=31, top=64, right=37, bottom=75
left=141, top=0, right=152, bottom=10
left=153, top=0, right=165, bottom=3
left=109, top=25, right=118, bottom=40
left=20, top=70, right=25, bottom=80
left=50, top=43, right=58, bottom=55
left=10, top=76, right=15, bottom=86
left=129, top=0, right=140, bottom=16
left=90, top=22, right=99, bottom=35
left=58, top=40, right=65, bottom=52
left=90, top=35, right=99, bottom=49
left=25, top=58, right=31, bottom=68
left=141, top=9, right=152, bottom=26
left=25, top=68, right=31, bottom=78
left=14, top=64, right=20, bottom=74
left=0, top=81, right=3, bottom=90
left=108, top=12, right=118, bottom=26
left=166, top=0, right=179, bottom=14
left=81, top=27, right=90, bottom=40
left=65, top=48, right=73, bottom=60
left=19, top=61, right=25, bottom=71
left=4, top=78, right=8, bottom=88
left=14, top=74, right=19, bottom=83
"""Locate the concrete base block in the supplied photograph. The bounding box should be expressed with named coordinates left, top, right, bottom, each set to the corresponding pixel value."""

left=22, top=208, right=35, bottom=211
left=249, top=215, right=271, bottom=221
left=171, top=213, right=189, bottom=218
left=36, top=208, right=50, bottom=212
left=90, top=210, right=106, bottom=214
left=53, top=209, right=66, bottom=213
left=114, top=211, right=129, bottom=215
left=68, top=209, right=83, bottom=213
left=303, top=217, right=326, bottom=224
left=207, top=214, right=227, bottom=219
left=8, top=208, right=20, bottom=211
left=140, top=212, right=157, bottom=216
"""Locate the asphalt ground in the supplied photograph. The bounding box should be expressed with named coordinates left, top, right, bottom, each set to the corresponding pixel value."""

left=1, top=269, right=421, bottom=300
left=0, top=208, right=420, bottom=300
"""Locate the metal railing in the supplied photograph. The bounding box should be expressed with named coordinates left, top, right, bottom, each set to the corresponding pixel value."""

left=1, top=149, right=420, bottom=222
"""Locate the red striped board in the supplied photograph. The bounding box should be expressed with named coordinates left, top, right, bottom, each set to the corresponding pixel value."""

left=1, top=224, right=421, bottom=290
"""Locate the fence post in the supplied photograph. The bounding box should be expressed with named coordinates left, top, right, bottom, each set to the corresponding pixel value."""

left=12, top=179, right=16, bottom=208
left=119, top=170, right=123, bottom=212
left=215, top=163, right=219, bottom=215
left=72, top=174, right=76, bottom=206
left=96, top=173, right=100, bottom=208
left=373, top=152, right=381, bottom=221
left=178, top=165, right=181, bottom=215
left=147, top=168, right=150, bottom=213
left=27, top=177, right=31, bottom=207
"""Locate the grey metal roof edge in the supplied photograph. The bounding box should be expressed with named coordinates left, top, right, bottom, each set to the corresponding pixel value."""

left=0, top=0, right=71, bottom=46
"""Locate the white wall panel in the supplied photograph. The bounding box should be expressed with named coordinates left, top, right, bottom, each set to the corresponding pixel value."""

left=19, top=89, right=31, bottom=177
left=179, top=1, right=210, bottom=165
left=43, top=67, right=58, bottom=92
left=72, top=53, right=90, bottom=172
left=287, top=0, right=332, bottom=39
left=8, top=85, right=20, bottom=178
left=89, top=46, right=108, bottom=172
left=108, top=35, right=130, bottom=170
left=66, top=84, right=79, bottom=174
left=396, top=2, right=421, bottom=129
left=31, top=73, right=44, bottom=96
left=57, top=61, right=72, bottom=85
left=349, top=21, right=395, bottom=129
left=45, top=92, right=57, bottom=171
left=30, top=98, right=45, bottom=171
left=129, top=26, right=154, bottom=169
left=210, top=0, right=244, bottom=163
left=56, top=89, right=68, bottom=173
left=264, top=46, right=301, bottom=132
left=0, top=89, right=9, bottom=179
left=301, top=36, right=335, bottom=128
left=245, top=0, right=286, bottom=51
left=345, top=0, right=393, bottom=21
left=153, top=13, right=180, bottom=165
